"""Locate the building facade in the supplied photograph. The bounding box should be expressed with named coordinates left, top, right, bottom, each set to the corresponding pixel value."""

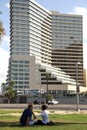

left=51, top=11, right=84, bottom=86
left=10, top=0, right=52, bottom=64
left=6, top=0, right=84, bottom=95
left=7, top=0, right=52, bottom=94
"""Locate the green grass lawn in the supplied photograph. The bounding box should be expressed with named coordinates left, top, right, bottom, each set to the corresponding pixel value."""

left=0, top=110, right=87, bottom=130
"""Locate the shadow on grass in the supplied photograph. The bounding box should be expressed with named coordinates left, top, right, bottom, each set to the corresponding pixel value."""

left=0, top=121, right=21, bottom=127
left=55, top=122, right=87, bottom=126
left=0, top=121, right=87, bottom=127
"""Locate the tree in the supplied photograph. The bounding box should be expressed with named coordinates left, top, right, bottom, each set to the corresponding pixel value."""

left=45, top=73, right=51, bottom=104
left=1, top=82, right=6, bottom=95
left=0, top=21, right=5, bottom=35
left=4, top=81, right=17, bottom=103
left=0, top=12, right=5, bottom=42
left=43, top=92, right=53, bottom=103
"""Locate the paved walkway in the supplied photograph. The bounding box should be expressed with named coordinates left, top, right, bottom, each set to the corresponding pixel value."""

left=0, top=104, right=87, bottom=111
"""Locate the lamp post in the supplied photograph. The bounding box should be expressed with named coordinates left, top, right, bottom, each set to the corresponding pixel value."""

left=39, top=71, right=42, bottom=105
left=45, top=73, right=51, bottom=104
left=76, top=62, right=80, bottom=111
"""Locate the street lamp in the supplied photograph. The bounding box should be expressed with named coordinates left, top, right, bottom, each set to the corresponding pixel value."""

left=45, top=73, right=51, bottom=104
left=76, top=62, right=81, bottom=111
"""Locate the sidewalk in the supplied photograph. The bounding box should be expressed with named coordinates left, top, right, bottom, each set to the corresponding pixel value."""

left=0, top=104, right=87, bottom=111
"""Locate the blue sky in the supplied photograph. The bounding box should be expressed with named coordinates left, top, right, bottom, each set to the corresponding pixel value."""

left=0, top=0, right=87, bottom=85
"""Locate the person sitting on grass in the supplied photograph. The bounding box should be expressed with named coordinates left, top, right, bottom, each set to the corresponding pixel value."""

left=20, top=104, right=37, bottom=126
left=34, top=104, right=54, bottom=125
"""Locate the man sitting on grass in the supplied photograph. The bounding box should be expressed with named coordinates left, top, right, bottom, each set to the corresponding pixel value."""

left=20, top=104, right=37, bottom=126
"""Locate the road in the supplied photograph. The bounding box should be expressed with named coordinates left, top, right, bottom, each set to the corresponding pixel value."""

left=0, top=104, right=87, bottom=110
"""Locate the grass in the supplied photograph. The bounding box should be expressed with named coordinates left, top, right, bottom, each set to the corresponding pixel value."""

left=0, top=110, right=87, bottom=130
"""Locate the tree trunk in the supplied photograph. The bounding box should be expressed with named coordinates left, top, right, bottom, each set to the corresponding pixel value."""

left=8, top=99, right=10, bottom=104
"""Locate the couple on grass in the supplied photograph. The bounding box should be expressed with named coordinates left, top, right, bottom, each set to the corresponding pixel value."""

left=20, top=104, right=54, bottom=126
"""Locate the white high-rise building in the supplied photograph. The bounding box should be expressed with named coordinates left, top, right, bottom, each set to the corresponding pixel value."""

left=7, top=0, right=52, bottom=94
left=6, top=0, right=84, bottom=95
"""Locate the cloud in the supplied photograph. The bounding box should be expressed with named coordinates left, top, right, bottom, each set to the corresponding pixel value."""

left=0, top=35, right=10, bottom=86
left=0, top=48, right=9, bottom=86
left=1, top=35, right=10, bottom=45
left=5, top=2, right=10, bottom=9
left=0, top=35, right=10, bottom=51
left=69, top=7, right=87, bottom=69
left=72, top=7, right=87, bottom=15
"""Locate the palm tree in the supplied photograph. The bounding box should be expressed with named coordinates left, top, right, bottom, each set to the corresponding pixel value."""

left=4, top=81, right=17, bottom=103
left=0, top=21, right=5, bottom=35
left=0, top=12, right=5, bottom=41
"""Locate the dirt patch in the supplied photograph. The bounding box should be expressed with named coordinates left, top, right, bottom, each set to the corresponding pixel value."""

left=0, top=113, right=21, bottom=116
left=49, top=110, right=87, bottom=114
left=1, top=110, right=87, bottom=116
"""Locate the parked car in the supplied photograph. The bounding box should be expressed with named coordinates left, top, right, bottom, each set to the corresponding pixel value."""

left=33, top=100, right=40, bottom=104
left=48, top=99, right=59, bottom=105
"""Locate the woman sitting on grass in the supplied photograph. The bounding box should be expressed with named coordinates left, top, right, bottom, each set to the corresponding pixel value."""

left=35, top=104, right=54, bottom=125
